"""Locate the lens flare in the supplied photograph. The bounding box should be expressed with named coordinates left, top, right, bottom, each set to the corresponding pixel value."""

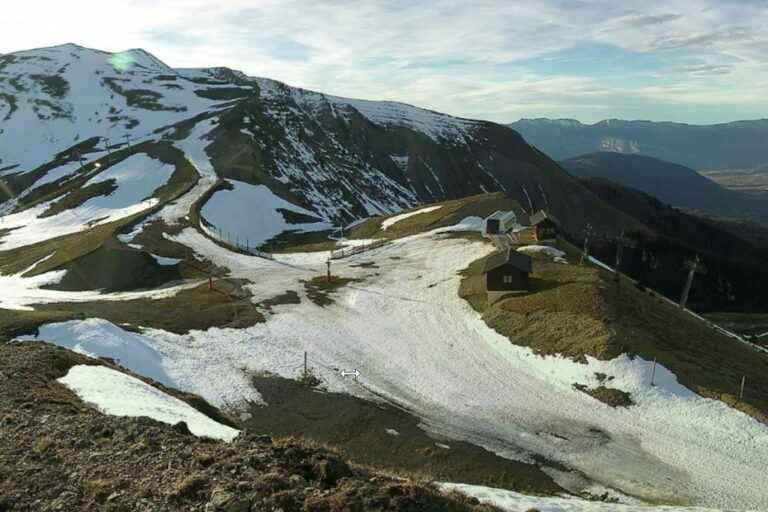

left=109, top=52, right=135, bottom=72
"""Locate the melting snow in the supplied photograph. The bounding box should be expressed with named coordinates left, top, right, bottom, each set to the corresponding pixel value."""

left=441, top=483, right=719, bottom=512
left=381, top=205, right=443, bottom=230
left=24, top=223, right=768, bottom=508
left=0, top=154, right=173, bottom=251
left=150, top=254, right=181, bottom=266
left=59, top=365, right=239, bottom=441
left=200, top=179, right=330, bottom=247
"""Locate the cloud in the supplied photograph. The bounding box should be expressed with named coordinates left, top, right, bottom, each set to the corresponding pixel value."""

left=596, top=12, right=683, bottom=33
left=1, top=0, right=766, bottom=124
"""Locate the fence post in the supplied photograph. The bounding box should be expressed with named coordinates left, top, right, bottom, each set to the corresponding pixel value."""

left=739, top=376, right=746, bottom=401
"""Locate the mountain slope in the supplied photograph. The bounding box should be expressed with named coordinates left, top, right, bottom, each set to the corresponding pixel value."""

left=0, top=43, right=647, bottom=258
left=560, top=152, right=768, bottom=220
left=509, top=118, right=768, bottom=170
left=5, top=44, right=768, bottom=509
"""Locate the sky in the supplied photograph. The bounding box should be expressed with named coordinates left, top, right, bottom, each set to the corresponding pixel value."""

left=1, top=0, right=767, bottom=124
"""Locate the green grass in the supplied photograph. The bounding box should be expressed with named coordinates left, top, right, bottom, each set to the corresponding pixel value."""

left=703, top=312, right=768, bottom=338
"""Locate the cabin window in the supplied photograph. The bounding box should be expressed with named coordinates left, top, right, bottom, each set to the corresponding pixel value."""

left=503, top=275, right=514, bottom=284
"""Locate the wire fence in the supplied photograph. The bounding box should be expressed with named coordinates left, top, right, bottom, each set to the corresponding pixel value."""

left=330, top=239, right=388, bottom=260
left=199, top=215, right=275, bottom=260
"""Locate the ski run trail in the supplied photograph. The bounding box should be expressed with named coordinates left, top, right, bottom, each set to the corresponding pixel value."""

left=21, top=219, right=768, bottom=510
left=4, top=111, right=766, bottom=511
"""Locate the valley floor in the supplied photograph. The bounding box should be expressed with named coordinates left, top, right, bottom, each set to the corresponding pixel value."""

left=20, top=219, right=768, bottom=510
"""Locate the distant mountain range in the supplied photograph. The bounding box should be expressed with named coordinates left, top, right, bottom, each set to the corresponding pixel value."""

left=560, top=152, right=768, bottom=221
left=509, top=118, right=768, bottom=171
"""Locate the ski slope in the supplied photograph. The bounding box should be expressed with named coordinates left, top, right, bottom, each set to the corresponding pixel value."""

left=24, top=221, right=768, bottom=509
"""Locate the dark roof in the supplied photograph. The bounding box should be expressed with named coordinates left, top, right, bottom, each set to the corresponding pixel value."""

left=482, top=249, right=532, bottom=274
left=530, top=209, right=560, bottom=227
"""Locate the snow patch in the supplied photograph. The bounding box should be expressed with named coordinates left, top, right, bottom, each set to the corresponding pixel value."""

left=381, top=205, right=443, bottom=230
left=518, top=245, right=568, bottom=263
left=441, top=483, right=718, bottom=512
left=59, top=365, right=239, bottom=441
left=201, top=179, right=330, bottom=247
left=150, top=254, right=182, bottom=266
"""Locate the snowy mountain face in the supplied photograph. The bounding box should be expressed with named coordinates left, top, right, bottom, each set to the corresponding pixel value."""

left=0, top=44, right=241, bottom=174
left=0, top=44, right=638, bottom=245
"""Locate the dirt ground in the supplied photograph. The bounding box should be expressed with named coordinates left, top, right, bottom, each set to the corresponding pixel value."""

left=245, top=375, right=565, bottom=497
left=0, top=341, right=501, bottom=512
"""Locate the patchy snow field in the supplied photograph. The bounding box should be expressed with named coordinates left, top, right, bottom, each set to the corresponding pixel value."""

left=441, top=483, right=720, bottom=512
left=25, top=222, right=768, bottom=509
left=83, top=154, right=174, bottom=208
left=59, top=365, right=239, bottom=441
left=0, top=154, right=174, bottom=251
left=1, top=260, right=200, bottom=311
left=0, top=44, right=236, bottom=176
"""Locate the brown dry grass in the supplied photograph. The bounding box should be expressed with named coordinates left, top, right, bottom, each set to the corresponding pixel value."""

left=349, top=192, right=527, bottom=241
left=459, top=246, right=768, bottom=423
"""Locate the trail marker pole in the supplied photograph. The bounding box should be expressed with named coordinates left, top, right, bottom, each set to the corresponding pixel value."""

left=739, top=376, right=746, bottom=401
left=650, top=357, right=657, bottom=387
left=208, top=276, right=213, bottom=291
left=579, top=223, right=593, bottom=266
left=326, top=260, right=331, bottom=282
left=303, top=351, right=308, bottom=380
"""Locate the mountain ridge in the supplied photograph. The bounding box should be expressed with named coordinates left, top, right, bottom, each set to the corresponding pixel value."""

left=510, top=117, right=768, bottom=170
left=0, top=43, right=641, bottom=238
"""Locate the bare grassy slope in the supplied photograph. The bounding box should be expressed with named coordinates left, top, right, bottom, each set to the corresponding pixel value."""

left=460, top=250, right=768, bottom=424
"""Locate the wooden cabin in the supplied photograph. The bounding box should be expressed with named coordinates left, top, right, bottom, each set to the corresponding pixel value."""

left=482, top=249, right=532, bottom=303
left=530, top=210, right=560, bottom=241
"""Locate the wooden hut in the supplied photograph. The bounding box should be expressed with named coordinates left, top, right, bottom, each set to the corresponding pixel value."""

left=530, top=210, right=560, bottom=241
left=482, top=249, right=532, bottom=303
